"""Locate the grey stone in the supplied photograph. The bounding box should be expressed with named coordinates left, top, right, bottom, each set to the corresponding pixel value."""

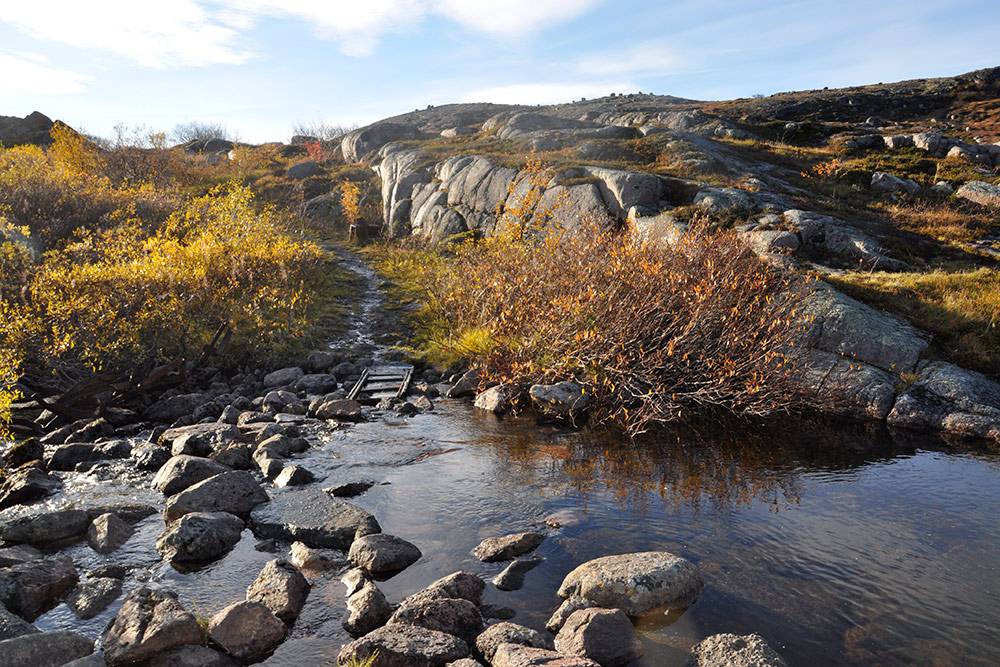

left=343, top=580, right=392, bottom=636
left=554, top=608, right=642, bottom=666
left=404, top=572, right=485, bottom=607
left=263, top=367, right=305, bottom=388
left=87, top=513, right=133, bottom=554
left=337, top=623, right=469, bottom=666
left=294, top=373, right=339, bottom=394
left=0, top=466, right=61, bottom=510
left=492, top=644, right=600, bottom=667
left=287, top=161, right=322, bottom=180
left=144, top=393, right=210, bottom=423
left=246, top=559, right=309, bottom=622
left=274, top=465, right=316, bottom=487
left=446, top=369, right=481, bottom=398
left=68, top=577, right=122, bottom=619
left=289, top=541, right=347, bottom=574
left=102, top=587, right=205, bottom=666
left=955, top=180, right=1000, bottom=208
left=209, top=601, right=286, bottom=662
left=871, top=171, right=920, bottom=195
left=557, top=551, right=703, bottom=616
left=492, top=557, right=543, bottom=591
left=162, top=423, right=240, bottom=457
left=689, top=633, right=788, bottom=667
left=349, top=533, right=422, bottom=576
left=315, top=399, right=365, bottom=421
left=473, top=532, right=544, bottom=562
left=473, top=385, right=518, bottom=415
left=546, top=597, right=590, bottom=633
left=888, top=361, right=1000, bottom=443
left=796, top=349, right=898, bottom=421
left=163, top=471, right=268, bottom=522
left=0, top=554, right=78, bottom=620
left=131, top=442, right=171, bottom=470
left=250, top=487, right=380, bottom=548
left=148, top=645, right=239, bottom=667
left=153, top=455, right=230, bottom=496
left=389, top=595, right=483, bottom=643
left=0, top=630, right=93, bottom=667
left=475, top=622, right=553, bottom=662
left=156, top=512, right=244, bottom=563
left=529, top=383, right=589, bottom=419
left=0, top=601, right=37, bottom=640
left=0, top=545, right=42, bottom=568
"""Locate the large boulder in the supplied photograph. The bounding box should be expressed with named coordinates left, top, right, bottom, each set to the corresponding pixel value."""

left=349, top=533, right=422, bottom=576
left=344, top=579, right=393, bottom=636
left=475, top=622, right=553, bottom=662
left=0, top=466, right=61, bottom=510
left=0, top=630, right=93, bottom=667
left=163, top=471, right=268, bottom=522
left=246, top=559, right=309, bottom=622
left=153, top=455, right=230, bottom=495
left=102, top=587, right=205, bottom=665
left=796, top=349, right=898, bottom=421
left=208, top=601, right=286, bottom=663
left=343, top=123, right=424, bottom=163
left=0, top=505, right=154, bottom=546
left=250, top=487, right=380, bottom=548
left=0, top=112, right=54, bottom=147
left=161, top=423, right=240, bottom=457
left=557, top=551, right=703, bottom=616
left=388, top=595, right=483, bottom=644
left=405, top=572, right=485, bottom=607
left=529, top=383, right=589, bottom=420
left=0, top=601, right=38, bottom=640
left=492, top=644, right=600, bottom=667
left=156, top=512, right=244, bottom=563
left=337, top=623, right=469, bottom=666
left=955, top=180, right=1000, bottom=208
left=888, top=361, right=1000, bottom=443
left=553, top=608, right=642, bottom=667
left=0, top=554, right=78, bottom=619
left=689, top=633, right=788, bottom=667
left=472, top=532, right=544, bottom=562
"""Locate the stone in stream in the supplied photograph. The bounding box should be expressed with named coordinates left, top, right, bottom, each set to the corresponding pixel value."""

left=529, top=382, right=589, bottom=419
left=160, top=423, right=240, bottom=457
left=152, top=455, right=230, bottom=495
left=250, top=487, right=380, bottom=549
left=289, top=541, right=347, bottom=575
left=210, top=442, right=253, bottom=470
left=473, top=384, right=518, bottom=415
left=447, top=660, right=485, bottom=667
left=492, top=644, right=600, bottom=667
left=338, top=623, right=469, bottom=666
left=557, top=551, right=703, bottom=616
left=102, top=587, right=205, bottom=665
left=492, top=556, right=544, bottom=591
left=246, top=559, right=310, bottom=622
left=0, top=601, right=38, bottom=640
left=0, top=504, right=155, bottom=546
left=163, top=470, right=268, bottom=522
left=343, top=579, right=393, bottom=636
left=546, top=598, right=590, bottom=633
left=472, top=531, right=544, bottom=562
left=0, top=465, right=61, bottom=510
left=47, top=441, right=129, bottom=471
left=87, top=512, right=133, bottom=554
left=147, top=645, right=239, bottom=666
left=446, top=369, right=481, bottom=398
left=274, top=464, right=316, bottom=487
left=554, top=608, right=642, bottom=667
left=0, top=440, right=43, bottom=469
left=67, top=576, right=123, bottom=619
left=0, top=630, right=94, bottom=667
left=156, top=512, right=244, bottom=563
left=0, top=554, right=78, bottom=619
left=405, top=571, right=486, bottom=607
left=0, top=545, right=42, bottom=568
left=131, top=441, right=171, bottom=470
left=475, top=622, right=553, bottom=662
left=690, top=633, right=788, bottom=667
left=348, top=533, right=422, bottom=577
left=314, top=398, right=365, bottom=421
left=388, top=595, right=484, bottom=644
left=208, top=601, right=286, bottom=662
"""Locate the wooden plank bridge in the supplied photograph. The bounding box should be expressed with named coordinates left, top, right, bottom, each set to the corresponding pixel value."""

left=346, top=364, right=414, bottom=405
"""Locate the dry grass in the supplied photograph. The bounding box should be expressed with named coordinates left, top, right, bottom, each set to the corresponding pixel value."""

left=874, top=200, right=998, bottom=243
left=830, top=269, right=1000, bottom=376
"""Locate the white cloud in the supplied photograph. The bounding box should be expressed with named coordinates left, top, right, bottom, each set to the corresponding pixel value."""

left=0, top=52, right=92, bottom=94
left=0, top=1, right=252, bottom=68
left=433, top=0, right=600, bottom=36
left=577, top=42, right=683, bottom=77
left=461, top=81, right=635, bottom=105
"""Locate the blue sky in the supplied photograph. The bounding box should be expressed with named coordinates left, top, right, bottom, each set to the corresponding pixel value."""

left=2, top=0, right=998, bottom=142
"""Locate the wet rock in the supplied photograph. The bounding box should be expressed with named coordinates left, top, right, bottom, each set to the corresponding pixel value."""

left=0, top=545, right=42, bottom=568
left=162, top=423, right=240, bottom=457
left=546, top=598, right=590, bottom=633
left=0, top=466, right=61, bottom=510
left=255, top=434, right=309, bottom=459
left=89, top=564, right=127, bottom=579
left=0, top=601, right=37, bottom=640
left=349, top=533, right=422, bottom=576
left=389, top=596, right=483, bottom=643
left=0, top=630, right=94, bottom=667
left=314, top=398, right=365, bottom=421
left=274, top=465, right=316, bottom=487
left=492, top=644, right=600, bottom=667
left=48, top=442, right=125, bottom=471
left=493, top=557, right=544, bottom=591
left=529, top=383, right=589, bottom=420
left=326, top=480, right=377, bottom=497
left=473, top=385, right=518, bottom=415
left=68, top=576, right=122, bottom=619
left=337, top=623, right=469, bottom=666
left=0, top=508, right=89, bottom=545
left=144, top=393, right=209, bottom=423
left=689, top=633, right=788, bottom=667
left=554, top=608, right=642, bottom=667
left=246, top=559, right=309, bottom=622
left=446, top=369, right=481, bottom=398
left=473, top=532, right=544, bottom=562
left=412, top=395, right=435, bottom=411
left=132, top=442, right=171, bottom=470
left=103, top=587, right=205, bottom=665
left=543, top=509, right=585, bottom=529
left=156, top=512, right=244, bottom=563
left=475, top=622, right=553, bottom=662
left=289, top=541, right=347, bottom=574
left=955, top=180, right=1000, bottom=208
left=87, top=513, right=133, bottom=554
left=163, top=471, right=268, bottom=522
left=264, top=367, right=305, bottom=388
left=148, top=645, right=239, bottom=667
left=344, top=580, right=393, bottom=636
left=1, top=440, right=43, bottom=469
left=209, top=601, right=286, bottom=662
left=153, top=454, right=229, bottom=496
left=557, top=551, right=702, bottom=616
left=250, top=487, right=380, bottom=548
left=406, top=572, right=486, bottom=607
left=0, top=554, right=78, bottom=619
left=64, top=418, right=114, bottom=444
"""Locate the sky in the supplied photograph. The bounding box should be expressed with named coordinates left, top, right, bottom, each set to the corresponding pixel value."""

left=1, top=0, right=999, bottom=143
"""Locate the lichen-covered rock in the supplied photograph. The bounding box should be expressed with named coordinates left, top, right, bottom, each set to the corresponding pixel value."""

left=246, top=559, right=309, bottom=622
left=337, top=623, right=469, bottom=666
left=554, top=608, right=642, bottom=667
left=344, top=580, right=393, bottom=636
left=557, top=551, right=702, bottom=616
left=349, top=533, right=422, bottom=576
left=68, top=576, right=122, bottom=619
left=955, top=180, right=1000, bottom=208
left=545, top=597, right=590, bottom=633
left=153, top=456, right=230, bottom=496
left=343, top=122, right=424, bottom=163
left=404, top=572, right=486, bottom=607
left=796, top=349, right=898, bottom=421
left=102, top=587, right=204, bottom=665
left=155, top=512, right=244, bottom=563
left=473, top=532, right=544, bottom=562
left=209, top=601, right=286, bottom=662
left=689, top=633, right=788, bottom=667
left=492, top=644, right=600, bottom=667
left=888, top=361, right=1000, bottom=443
left=475, top=622, right=553, bottom=662
left=389, top=596, right=483, bottom=644
left=163, top=471, right=268, bottom=522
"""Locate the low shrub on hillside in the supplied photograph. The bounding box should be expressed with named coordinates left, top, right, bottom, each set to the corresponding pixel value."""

left=831, top=269, right=1000, bottom=376
left=375, top=219, right=812, bottom=434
